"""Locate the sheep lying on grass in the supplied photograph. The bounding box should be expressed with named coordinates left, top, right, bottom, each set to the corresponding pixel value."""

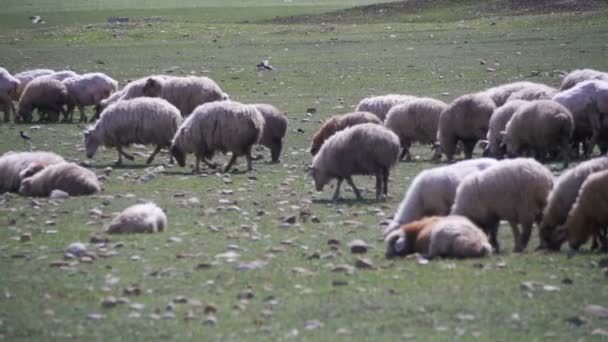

left=107, top=202, right=167, bottom=234
left=19, top=162, right=100, bottom=197
left=385, top=215, right=492, bottom=259
left=252, top=103, right=289, bottom=163
left=310, top=111, right=381, bottom=156
left=0, top=151, right=64, bottom=193
left=84, top=97, right=183, bottom=165
left=310, top=123, right=399, bottom=201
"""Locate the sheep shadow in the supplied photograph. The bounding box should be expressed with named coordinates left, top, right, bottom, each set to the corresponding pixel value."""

left=312, top=197, right=384, bottom=206
left=86, top=163, right=153, bottom=170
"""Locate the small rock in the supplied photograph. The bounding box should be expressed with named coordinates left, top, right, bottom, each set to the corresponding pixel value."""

left=237, top=288, right=255, bottom=300
left=20, top=233, right=32, bottom=242
left=283, top=215, right=296, bottom=224
left=87, top=313, right=105, bottom=321
left=348, top=239, right=370, bottom=254
left=565, top=315, right=587, bottom=326
left=89, top=208, right=103, bottom=216
left=101, top=296, right=118, bottom=308
left=237, top=260, right=267, bottom=271
left=584, top=304, right=608, bottom=319
left=542, top=285, right=560, bottom=292
left=203, top=315, right=217, bottom=325
left=592, top=328, right=608, bottom=336
left=90, top=235, right=109, bottom=244
left=49, top=190, right=69, bottom=199
left=204, top=304, right=218, bottom=314
left=103, top=167, right=113, bottom=175
left=65, top=242, right=87, bottom=257
left=167, top=236, right=182, bottom=243
left=331, top=264, right=355, bottom=275
left=305, top=319, right=323, bottom=330
left=354, top=257, right=375, bottom=269
left=456, top=313, right=476, bottom=321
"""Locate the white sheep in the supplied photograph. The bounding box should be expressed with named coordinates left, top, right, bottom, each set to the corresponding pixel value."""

left=93, top=75, right=168, bottom=119
left=502, top=100, right=574, bottom=168
left=483, top=81, right=549, bottom=107
left=539, top=156, right=608, bottom=250
left=451, top=158, right=554, bottom=252
left=436, top=93, right=496, bottom=161
left=0, top=151, right=64, bottom=193
left=170, top=100, right=264, bottom=173
left=106, top=202, right=167, bottom=234
left=12, top=69, right=54, bottom=101
left=355, top=94, right=417, bottom=121
left=0, top=67, right=20, bottom=122
left=310, top=111, right=382, bottom=156
left=63, top=72, right=118, bottom=123
left=384, top=97, right=448, bottom=161
left=40, top=70, right=79, bottom=82
left=251, top=103, right=289, bottom=163
left=384, top=158, right=498, bottom=237
left=17, top=78, right=69, bottom=123
left=385, top=215, right=493, bottom=259
left=310, top=123, right=400, bottom=201
left=560, top=68, right=608, bottom=91
left=19, top=162, right=100, bottom=197
left=483, top=100, right=528, bottom=158
left=84, top=97, right=183, bottom=165
left=505, top=84, right=558, bottom=102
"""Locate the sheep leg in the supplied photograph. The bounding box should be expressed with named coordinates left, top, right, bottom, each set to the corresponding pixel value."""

left=509, top=221, right=524, bottom=252
left=519, top=221, right=533, bottom=251
left=116, top=146, right=134, bottom=165
left=115, top=148, right=123, bottom=166
left=487, top=221, right=500, bottom=253
left=78, top=104, right=87, bottom=123
left=462, top=139, right=477, bottom=159
left=345, top=176, right=362, bottom=200
left=375, top=171, right=382, bottom=200
left=270, top=140, right=282, bottom=163
left=245, top=148, right=254, bottom=171
left=224, top=154, right=238, bottom=173
left=146, top=146, right=162, bottom=164
left=332, top=178, right=343, bottom=201
left=194, top=156, right=200, bottom=173
left=383, top=167, right=389, bottom=197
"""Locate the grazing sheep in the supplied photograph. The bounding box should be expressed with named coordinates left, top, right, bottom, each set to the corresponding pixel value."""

left=251, top=103, right=289, bottom=163
left=19, top=162, right=100, bottom=197
left=93, top=75, right=169, bottom=119
left=84, top=97, right=183, bottom=165
left=17, top=78, right=69, bottom=123
left=540, top=156, right=608, bottom=250
left=451, top=158, right=554, bottom=252
left=560, top=68, right=608, bottom=91
left=506, top=84, right=558, bottom=102
left=310, top=123, right=399, bottom=201
left=502, top=100, right=574, bottom=167
left=94, top=89, right=124, bottom=120
left=552, top=169, right=608, bottom=251
left=170, top=101, right=264, bottom=173
left=64, top=72, right=118, bottom=123
left=483, top=81, right=548, bottom=107
left=0, top=67, right=20, bottom=122
left=107, top=202, right=167, bottom=234
left=355, top=94, right=417, bottom=121
left=40, top=70, right=79, bottom=82
left=385, top=215, right=493, bottom=259
left=384, top=98, right=448, bottom=161
left=0, top=151, right=64, bottom=193
left=12, top=69, right=54, bottom=101
left=310, top=111, right=382, bottom=156
left=553, top=80, right=608, bottom=158
left=384, top=158, right=498, bottom=237
left=436, top=93, right=496, bottom=161
left=483, top=100, right=528, bottom=158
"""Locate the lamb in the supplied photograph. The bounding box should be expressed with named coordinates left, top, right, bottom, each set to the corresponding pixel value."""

left=553, top=80, right=608, bottom=158
left=385, top=215, right=493, bottom=259
left=12, top=69, right=54, bottom=101
left=19, top=162, right=100, bottom=197
left=310, top=111, right=382, bottom=156
left=84, top=97, right=183, bottom=165
left=106, top=202, right=167, bottom=234
left=384, top=98, right=448, bottom=161
left=0, top=67, right=20, bottom=122
left=384, top=158, right=498, bottom=237
left=502, top=100, right=574, bottom=168
left=483, top=81, right=549, bottom=107
left=63, top=72, right=119, bottom=123
left=17, top=77, right=69, bottom=123
left=551, top=169, right=608, bottom=251
left=505, top=84, right=558, bottom=102
left=560, top=68, right=608, bottom=91
left=310, top=123, right=400, bottom=201
left=170, top=100, right=264, bottom=173
left=539, top=156, right=608, bottom=250
left=483, top=100, right=528, bottom=158
left=251, top=103, right=289, bottom=163
left=355, top=94, right=417, bottom=121
left=451, top=158, right=554, bottom=252
left=436, top=93, right=496, bottom=161
left=0, top=151, right=64, bottom=193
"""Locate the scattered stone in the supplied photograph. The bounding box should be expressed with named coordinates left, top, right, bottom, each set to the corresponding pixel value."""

left=123, top=286, right=142, bottom=296
left=348, top=239, right=370, bottom=254
left=65, top=242, right=87, bottom=258
left=542, top=285, right=560, bottom=292
left=237, top=260, right=267, bottom=271
left=238, top=288, right=255, bottom=300
left=87, top=313, right=105, bottom=321
left=305, top=320, right=323, bottom=330
left=90, top=235, right=109, bottom=244
left=204, top=304, right=218, bottom=314
left=283, top=215, right=296, bottom=224
left=203, top=315, right=217, bottom=325
left=101, top=296, right=118, bottom=308
left=584, top=305, right=608, bottom=319
left=565, top=315, right=587, bottom=326
left=167, top=236, right=182, bottom=243
left=592, top=328, right=608, bottom=336
left=354, top=257, right=375, bottom=269
left=456, top=313, right=476, bottom=321
left=331, top=264, right=355, bottom=275
left=49, top=190, right=69, bottom=199
left=20, top=233, right=32, bottom=242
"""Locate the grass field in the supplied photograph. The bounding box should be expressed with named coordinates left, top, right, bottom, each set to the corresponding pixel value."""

left=2, top=0, right=608, bottom=340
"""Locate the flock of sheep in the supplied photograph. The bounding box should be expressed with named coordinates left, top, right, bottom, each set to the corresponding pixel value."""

left=1, top=65, right=608, bottom=260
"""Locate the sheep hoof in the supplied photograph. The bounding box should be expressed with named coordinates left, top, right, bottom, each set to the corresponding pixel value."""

left=114, top=160, right=123, bottom=166
left=125, top=155, right=135, bottom=161
left=377, top=194, right=387, bottom=201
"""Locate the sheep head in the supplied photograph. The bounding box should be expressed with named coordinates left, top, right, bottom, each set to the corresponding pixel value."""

left=170, top=145, right=186, bottom=167
left=541, top=224, right=566, bottom=251
left=83, top=129, right=100, bottom=159
left=385, top=230, right=408, bottom=259
left=142, top=77, right=162, bottom=98
left=18, top=178, right=33, bottom=196
left=308, top=166, right=328, bottom=191
left=19, top=162, right=46, bottom=180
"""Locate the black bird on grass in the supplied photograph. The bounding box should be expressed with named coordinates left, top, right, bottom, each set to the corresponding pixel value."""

left=256, top=60, right=275, bottom=71
left=20, top=131, right=32, bottom=151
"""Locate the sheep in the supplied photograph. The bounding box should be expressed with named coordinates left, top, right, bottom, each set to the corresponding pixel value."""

left=310, top=123, right=400, bottom=201
left=560, top=68, right=608, bottom=91
left=84, top=97, right=183, bottom=165
left=17, top=78, right=69, bottom=123
left=170, top=100, right=264, bottom=173
left=106, top=202, right=167, bottom=234
left=451, top=158, right=554, bottom=252
left=505, top=84, right=558, bottom=102
left=251, top=103, right=289, bottom=163
left=12, top=69, right=54, bottom=101
left=94, top=88, right=124, bottom=120
left=310, top=111, right=382, bottom=156
left=40, top=70, right=79, bottom=82
left=0, top=67, right=20, bottom=122
left=483, top=81, right=549, bottom=107
left=550, top=169, right=608, bottom=252
left=385, top=215, right=493, bottom=259
left=0, top=151, right=64, bottom=193
left=502, top=100, right=574, bottom=168
left=483, top=100, right=528, bottom=158
left=355, top=94, right=417, bottom=121
left=539, top=156, right=608, bottom=250
left=19, top=162, right=100, bottom=197
left=553, top=80, right=608, bottom=158
left=384, top=98, right=448, bottom=161
left=63, top=72, right=118, bottom=123
left=436, top=93, right=496, bottom=161
left=384, top=158, right=498, bottom=237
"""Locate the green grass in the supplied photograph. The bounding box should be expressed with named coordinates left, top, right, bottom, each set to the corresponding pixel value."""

left=2, top=1, right=608, bottom=340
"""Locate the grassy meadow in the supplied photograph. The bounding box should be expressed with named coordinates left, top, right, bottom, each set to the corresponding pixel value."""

left=1, top=0, right=608, bottom=340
